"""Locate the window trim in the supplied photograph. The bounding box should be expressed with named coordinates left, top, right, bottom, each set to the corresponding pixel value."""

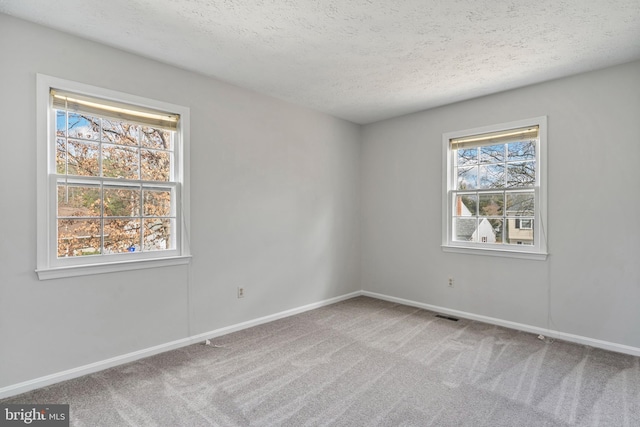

left=36, top=74, right=191, bottom=280
left=442, top=116, right=548, bottom=260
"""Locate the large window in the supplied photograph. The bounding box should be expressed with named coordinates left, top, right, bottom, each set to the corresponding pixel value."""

left=37, top=75, right=190, bottom=279
left=442, top=117, right=547, bottom=259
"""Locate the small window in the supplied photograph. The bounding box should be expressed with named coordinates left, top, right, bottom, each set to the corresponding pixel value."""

left=36, top=75, right=191, bottom=279
left=442, top=117, right=547, bottom=260
left=515, top=218, right=533, bottom=230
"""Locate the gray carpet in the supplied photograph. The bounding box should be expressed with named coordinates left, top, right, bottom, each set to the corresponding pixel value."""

left=3, top=296, right=639, bottom=426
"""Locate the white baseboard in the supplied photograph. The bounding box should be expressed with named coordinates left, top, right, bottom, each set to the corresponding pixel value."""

left=0, top=337, right=194, bottom=401
left=188, top=291, right=362, bottom=343
left=362, top=291, right=640, bottom=357
left=4, top=289, right=638, bottom=400
left=0, top=291, right=362, bottom=400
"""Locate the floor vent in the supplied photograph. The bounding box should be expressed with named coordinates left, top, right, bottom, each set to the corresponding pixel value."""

left=435, top=314, right=459, bottom=322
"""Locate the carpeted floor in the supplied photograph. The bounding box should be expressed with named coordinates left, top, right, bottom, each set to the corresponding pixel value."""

left=3, top=296, right=639, bottom=426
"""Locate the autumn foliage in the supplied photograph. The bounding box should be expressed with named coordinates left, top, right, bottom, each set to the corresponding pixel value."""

left=56, top=112, right=174, bottom=257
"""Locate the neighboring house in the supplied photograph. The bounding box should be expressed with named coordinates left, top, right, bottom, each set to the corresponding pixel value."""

left=472, top=219, right=497, bottom=243
left=455, top=195, right=533, bottom=245
left=455, top=197, right=497, bottom=243
left=505, top=195, right=534, bottom=245
left=505, top=217, right=534, bottom=245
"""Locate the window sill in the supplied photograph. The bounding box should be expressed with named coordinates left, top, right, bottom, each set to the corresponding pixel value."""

left=441, top=245, right=548, bottom=261
left=36, top=255, right=192, bottom=280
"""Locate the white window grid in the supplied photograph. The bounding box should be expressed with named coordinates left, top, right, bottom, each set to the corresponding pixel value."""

left=442, top=117, right=547, bottom=260
left=54, top=108, right=178, bottom=257
left=36, top=74, right=191, bottom=279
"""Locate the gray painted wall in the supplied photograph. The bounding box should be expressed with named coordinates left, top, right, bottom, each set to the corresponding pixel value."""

left=1, top=11, right=639, bottom=393
left=361, top=60, right=640, bottom=348
left=0, top=14, right=361, bottom=388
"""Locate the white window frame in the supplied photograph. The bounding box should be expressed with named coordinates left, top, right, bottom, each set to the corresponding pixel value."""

left=442, top=116, right=548, bottom=260
left=36, top=74, right=191, bottom=280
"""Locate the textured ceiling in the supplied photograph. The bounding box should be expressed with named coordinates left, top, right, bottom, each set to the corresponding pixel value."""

left=1, top=0, right=639, bottom=124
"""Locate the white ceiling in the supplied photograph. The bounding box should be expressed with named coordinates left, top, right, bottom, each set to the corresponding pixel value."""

left=2, top=0, right=639, bottom=124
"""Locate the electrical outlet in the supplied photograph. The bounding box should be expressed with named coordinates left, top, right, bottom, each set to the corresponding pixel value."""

left=237, top=287, right=245, bottom=298
left=448, top=277, right=454, bottom=288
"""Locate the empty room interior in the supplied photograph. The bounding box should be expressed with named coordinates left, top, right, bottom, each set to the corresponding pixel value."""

left=1, top=1, right=639, bottom=425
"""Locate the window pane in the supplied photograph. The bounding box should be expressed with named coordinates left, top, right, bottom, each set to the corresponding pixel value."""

left=457, top=148, right=477, bottom=166
left=446, top=119, right=543, bottom=254
left=102, top=120, right=140, bottom=146
left=46, top=85, right=187, bottom=271
left=506, top=162, right=535, bottom=187
left=56, top=111, right=66, bottom=137
left=489, top=218, right=503, bottom=243
left=480, top=144, right=505, bottom=164
left=456, top=166, right=477, bottom=190
left=67, top=140, right=99, bottom=176
left=479, top=193, right=503, bottom=216
left=141, top=149, right=171, bottom=182
left=144, top=189, right=171, bottom=217
left=505, top=192, right=535, bottom=216
left=144, top=218, right=173, bottom=251
left=506, top=218, right=534, bottom=245
left=104, top=187, right=140, bottom=217
left=141, top=127, right=172, bottom=150
left=68, top=113, right=100, bottom=141
left=507, top=140, right=535, bottom=161
left=56, top=138, right=66, bottom=174
left=104, top=219, right=141, bottom=253
left=58, top=219, right=101, bottom=257
left=472, top=218, right=502, bottom=243
left=454, top=194, right=477, bottom=216
left=58, top=185, right=101, bottom=217
left=102, top=144, right=139, bottom=179
left=454, top=218, right=477, bottom=242
left=479, top=164, right=504, bottom=189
